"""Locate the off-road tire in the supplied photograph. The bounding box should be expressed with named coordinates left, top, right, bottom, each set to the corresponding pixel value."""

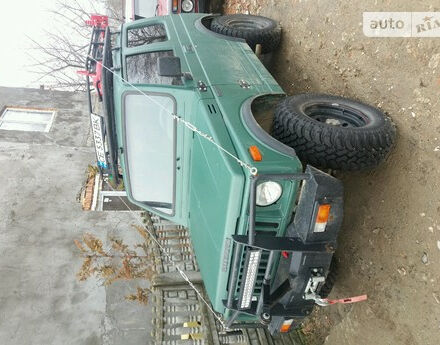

left=210, top=14, right=281, bottom=53
left=272, top=94, right=397, bottom=170
left=319, top=259, right=337, bottom=299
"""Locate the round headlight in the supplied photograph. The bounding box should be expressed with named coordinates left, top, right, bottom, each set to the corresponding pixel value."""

left=181, top=0, right=194, bottom=12
left=256, top=181, right=282, bottom=206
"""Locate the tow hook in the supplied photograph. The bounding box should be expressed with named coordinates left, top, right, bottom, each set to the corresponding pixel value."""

left=303, top=273, right=327, bottom=305
left=303, top=271, right=368, bottom=307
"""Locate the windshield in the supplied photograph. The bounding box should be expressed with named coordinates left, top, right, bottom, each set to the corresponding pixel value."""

left=124, top=92, right=175, bottom=214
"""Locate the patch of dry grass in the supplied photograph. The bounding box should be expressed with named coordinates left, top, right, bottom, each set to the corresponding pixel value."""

left=75, top=222, right=158, bottom=304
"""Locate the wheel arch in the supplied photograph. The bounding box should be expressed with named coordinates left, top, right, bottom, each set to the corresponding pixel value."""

left=241, top=94, right=297, bottom=158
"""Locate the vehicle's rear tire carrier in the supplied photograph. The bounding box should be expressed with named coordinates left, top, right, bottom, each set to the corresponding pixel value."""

left=210, top=14, right=281, bottom=53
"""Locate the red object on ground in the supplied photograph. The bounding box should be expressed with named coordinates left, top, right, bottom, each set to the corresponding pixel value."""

left=324, top=294, right=368, bottom=305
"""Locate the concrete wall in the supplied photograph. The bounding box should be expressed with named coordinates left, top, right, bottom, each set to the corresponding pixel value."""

left=0, top=87, right=152, bottom=345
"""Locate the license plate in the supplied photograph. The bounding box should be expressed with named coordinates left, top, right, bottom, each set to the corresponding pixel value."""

left=90, top=113, right=108, bottom=169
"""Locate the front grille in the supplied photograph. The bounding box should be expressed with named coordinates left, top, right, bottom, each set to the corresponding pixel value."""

left=236, top=249, right=269, bottom=296
left=229, top=221, right=279, bottom=301
left=235, top=222, right=278, bottom=297
left=255, top=221, right=279, bottom=229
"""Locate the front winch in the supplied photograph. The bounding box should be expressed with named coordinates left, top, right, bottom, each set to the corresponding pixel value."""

left=303, top=272, right=368, bottom=307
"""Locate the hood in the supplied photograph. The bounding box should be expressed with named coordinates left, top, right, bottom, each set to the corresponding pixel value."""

left=187, top=100, right=245, bottom=311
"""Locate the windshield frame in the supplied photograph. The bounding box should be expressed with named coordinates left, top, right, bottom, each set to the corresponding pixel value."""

left=122, top=90, right=177, bottom=216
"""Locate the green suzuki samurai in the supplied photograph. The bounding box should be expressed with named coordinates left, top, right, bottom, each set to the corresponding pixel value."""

left=85, top=13, right=396, bottom=334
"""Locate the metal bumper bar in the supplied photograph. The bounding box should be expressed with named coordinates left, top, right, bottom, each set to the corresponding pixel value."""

left=224, top=166, right=344, bottom=329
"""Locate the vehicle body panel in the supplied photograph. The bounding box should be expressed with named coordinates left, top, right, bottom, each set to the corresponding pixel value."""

left=109, top=14, right=341, bottom=330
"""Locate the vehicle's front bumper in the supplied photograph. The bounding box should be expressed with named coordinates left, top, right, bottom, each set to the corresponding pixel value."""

left=223, top=165, right=343, bottom=334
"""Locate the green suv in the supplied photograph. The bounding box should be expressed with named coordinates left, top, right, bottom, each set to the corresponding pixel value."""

left=86, top=13, right=396, bottom=334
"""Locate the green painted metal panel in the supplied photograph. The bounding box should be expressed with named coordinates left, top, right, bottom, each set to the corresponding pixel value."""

left=112, top=13, right=304, bottom=317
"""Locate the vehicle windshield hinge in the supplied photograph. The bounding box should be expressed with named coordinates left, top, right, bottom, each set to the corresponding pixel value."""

left=238, top=79, right=251, bottom=89
left=197, top=80, right=207, bottom=92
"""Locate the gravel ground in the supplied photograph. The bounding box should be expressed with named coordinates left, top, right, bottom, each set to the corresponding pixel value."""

left=221, top=1, right=440, bottom=344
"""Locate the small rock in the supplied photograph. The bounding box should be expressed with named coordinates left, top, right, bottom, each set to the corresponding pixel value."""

left=351, top=43, right=364, bottom=51
left=434, top=146, right=440, bottom=152
left=422, top=252, right=429, bottom=264
left=437, top=241, right=440, bottom=251
left=429, top=226, right=434, bottom=233
left=420, top=212, right=426, bottom=217
left=433, top=293, right=440, bottom=304
left=428, top=53, right=440, bottom=69
left=397, top=267, right=407, bottom=276
left=411, top=111, right=416, bottom=117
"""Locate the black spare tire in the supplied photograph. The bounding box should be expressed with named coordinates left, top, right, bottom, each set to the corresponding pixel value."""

left=272, top=94, right=397, bottom=170
left=210, top=14, right=281, bottom=53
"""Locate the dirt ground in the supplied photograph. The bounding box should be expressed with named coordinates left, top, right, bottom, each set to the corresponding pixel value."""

left=217, top=0, right=440, bottom=344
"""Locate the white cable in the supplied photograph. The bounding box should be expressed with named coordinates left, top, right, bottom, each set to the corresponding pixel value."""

left=86, top=52, right=263, bottom=330
left=102, top=178, right=229, bottom=330
left=89, top=55, right=258, bottom=176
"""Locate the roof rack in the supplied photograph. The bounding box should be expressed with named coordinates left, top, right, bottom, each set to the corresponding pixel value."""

left=79, top=15, right=119, bottom=185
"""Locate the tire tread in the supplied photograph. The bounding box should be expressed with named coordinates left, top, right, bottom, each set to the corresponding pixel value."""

left=272, top=95, right=397, bottom=170
left=210, top=14, right=281, bottom=53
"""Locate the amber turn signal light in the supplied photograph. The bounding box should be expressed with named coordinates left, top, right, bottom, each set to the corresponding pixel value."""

left=314, top=203, right=331, bottom=233
left=248, top=145, right=262, bottom=161
left=280, top=319, right=293, bottom=333
left=316, top=204, right=331, bottom=223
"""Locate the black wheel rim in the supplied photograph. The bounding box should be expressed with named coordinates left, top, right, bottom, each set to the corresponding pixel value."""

left=224, top=18, right=270, bottom=30
left=304, top=103, right=369, bottom=128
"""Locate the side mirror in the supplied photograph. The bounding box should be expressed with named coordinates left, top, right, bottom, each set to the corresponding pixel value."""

left=158, top=56, right=182, bottom=77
